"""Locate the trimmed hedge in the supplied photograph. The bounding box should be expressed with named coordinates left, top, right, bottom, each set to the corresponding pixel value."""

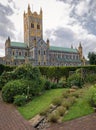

left=39, top=65, right=96, bottom=82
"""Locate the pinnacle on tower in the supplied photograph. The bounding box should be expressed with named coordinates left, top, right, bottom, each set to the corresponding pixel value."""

left=71, top=44, right=73, bottom=49
left=79, top=42, right=82, bottom=48
left=8, top=36, right=10, bottom=42
left=40, top=7, right=42, bottom=14
left=28, top=4, right=31, bottom=14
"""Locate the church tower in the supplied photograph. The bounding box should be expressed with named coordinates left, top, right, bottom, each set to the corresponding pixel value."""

left=24, top=4, right=43, bottom=48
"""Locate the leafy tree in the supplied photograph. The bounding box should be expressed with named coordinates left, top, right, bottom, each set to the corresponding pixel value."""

left=88, top=52, right=96, bottom=65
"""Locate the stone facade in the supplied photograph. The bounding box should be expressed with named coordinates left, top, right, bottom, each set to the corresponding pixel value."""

left=0, top=5, right=85, bottom=66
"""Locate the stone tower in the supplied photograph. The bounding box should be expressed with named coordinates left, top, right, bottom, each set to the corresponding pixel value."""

left=24, top=4, right=43, bottom=48
left=78, top=42, right=83, bottom=58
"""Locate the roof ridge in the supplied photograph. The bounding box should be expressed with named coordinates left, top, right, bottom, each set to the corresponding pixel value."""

left=11, top=41, right=26, bottom=44
left=50, top=45, right=76, bottom=50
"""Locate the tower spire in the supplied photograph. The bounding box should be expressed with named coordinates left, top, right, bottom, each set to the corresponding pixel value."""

left=28, top=4, right=31, bottom=14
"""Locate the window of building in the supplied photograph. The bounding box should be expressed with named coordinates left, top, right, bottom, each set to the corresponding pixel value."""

left=25, top=52, right=27, bottom=56
left=19, top=52, right=21, bottom=56
left=37, top=24, right=40, bottom=29
left=13, top=51, right=14, bottom=56
left=38, top=50, right=40, bottom=55
left=44, top=51, right=46, bottom=55
left=31, top=23, right=34, bottom=28
left=44, top=62, right=46, bottom=65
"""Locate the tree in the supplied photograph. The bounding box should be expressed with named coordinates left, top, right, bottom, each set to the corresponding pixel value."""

left=88, top=52, right=96, bottom=65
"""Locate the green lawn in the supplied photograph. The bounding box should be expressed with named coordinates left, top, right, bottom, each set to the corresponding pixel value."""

left=63, top=88, right=94, bottom=121
left=18, top=88, right=66, bottom=120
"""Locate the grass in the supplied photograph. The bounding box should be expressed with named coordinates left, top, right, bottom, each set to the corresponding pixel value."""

left=18, top=88, right=66, bottom=120
left=63, top=87, right=94, bottom=121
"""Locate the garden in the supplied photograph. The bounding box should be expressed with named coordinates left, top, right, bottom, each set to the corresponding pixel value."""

left=0, top=64, right=96, bottom=126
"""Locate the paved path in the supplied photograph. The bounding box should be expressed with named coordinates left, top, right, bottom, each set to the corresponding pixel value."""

left=0, top=92, right=34, bottom=130
left=47, top=113, right=96, bottom=130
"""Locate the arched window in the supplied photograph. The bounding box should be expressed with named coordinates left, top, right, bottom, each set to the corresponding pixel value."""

left=37, top=24, right=40, bottom=29
left=19, top=52, right=21, bottom=56
left=38, top=50, right=40, bottom=55
left=31, top=23, right=34, bottom=28
left=44, top=50, right=46, bottom=55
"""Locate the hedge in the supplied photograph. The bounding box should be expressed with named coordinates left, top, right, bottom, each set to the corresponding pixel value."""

left=0, top=64, right=15, bottom=76
left=39, top=65, right=96, bottom=82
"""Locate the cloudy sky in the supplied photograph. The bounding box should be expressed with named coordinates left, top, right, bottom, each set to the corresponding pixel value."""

left=0, top=0, right=96, bottom=58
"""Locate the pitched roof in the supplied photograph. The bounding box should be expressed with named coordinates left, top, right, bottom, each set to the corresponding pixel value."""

left=50, top=46, right=78, bottom=53
left=11, top=42, right=28, bottom=48
left=56, top=58, right=81, bottom=63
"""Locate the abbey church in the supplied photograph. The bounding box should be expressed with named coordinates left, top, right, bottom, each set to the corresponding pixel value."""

left=0, top=5, right=85, bottom=66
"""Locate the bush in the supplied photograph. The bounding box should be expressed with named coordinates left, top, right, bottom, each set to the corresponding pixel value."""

left=62, top=91, right=69, bottom=98
left=48, top=111, right=59, bottom=123
left=44, top=80, right=51, bottom=90
left=57, top=106, right=66, bottom=116
left=52, top=97, right=62, bottom=106
left=62, top=97, right=75, bottom=110
left=85, top=74, right=96, bottom=83
left=14, top=64, right=41, bottom=80
left=14, top=95, right=27, bottom=106
left=0, top=71, right=15, bottom=90
left=51, top=83, right=58, bottom=89
left=67, top=73, right=84, bottom=88
left=86, top=85, right=96, bottom=107
left=2, top=80, right=27, bottom=103
left=2, top=77, right=45, bottom=103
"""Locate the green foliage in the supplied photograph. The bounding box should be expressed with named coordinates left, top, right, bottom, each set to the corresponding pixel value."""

left=67, top=73, right=84, bottom=88
left=51, top=82, right=58, bottom=89
left=0, top=64, right=15, bottom=76
left=44, top=80, right=52, bottom=90
left=86, top=85, right=96, bottom=107
left=18, top=89, right=65, bottom=119
left=40, top=107, right=50, bottom=116
left=48, top=111, right=59, bottom=123
left=2, top=77, right=45, bottom=103
left=14, top=95, right=27, bottom=106
left=52, top=97, right=62, bottom=106
left=88, top=52, right=96, bottom=65
left=14, top=64, right=41, bottom=80
left=57, top=106, right=66, bottom=116
left=0, top=71, right=15, bottom=90
left=2, top=80, right=27, bottom=103
left=1, top=64, right=46, bottom=103
left=85, top=74, right=96, bottom=83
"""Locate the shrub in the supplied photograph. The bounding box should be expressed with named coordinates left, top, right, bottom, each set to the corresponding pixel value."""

left=51, top=83, right=58, bottom=89
left=14, top=95, right=27, bottom=106
left=48, top=111, right=59, bottom=123
left=62, top=98, right=75, bottom=110
left=0, top=71, right=14, bottom=90
left=2, top=77, right=45, bottom=103
left=85, top=74, right=96, bottom=83
left=44, top=80, right=51, bottom=90
left=52, top=97, right=62, bottom=106
left=67, top=73, right=84, bottom=88
left=14, top=64, right=41, bottom=80
left=57, top=106, right=66, bottom=116
left=2, top=80, right=27, bottom=103
left=62, top=91, right=69, bottom=98
left=86, top=85, right=96, bottom=107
